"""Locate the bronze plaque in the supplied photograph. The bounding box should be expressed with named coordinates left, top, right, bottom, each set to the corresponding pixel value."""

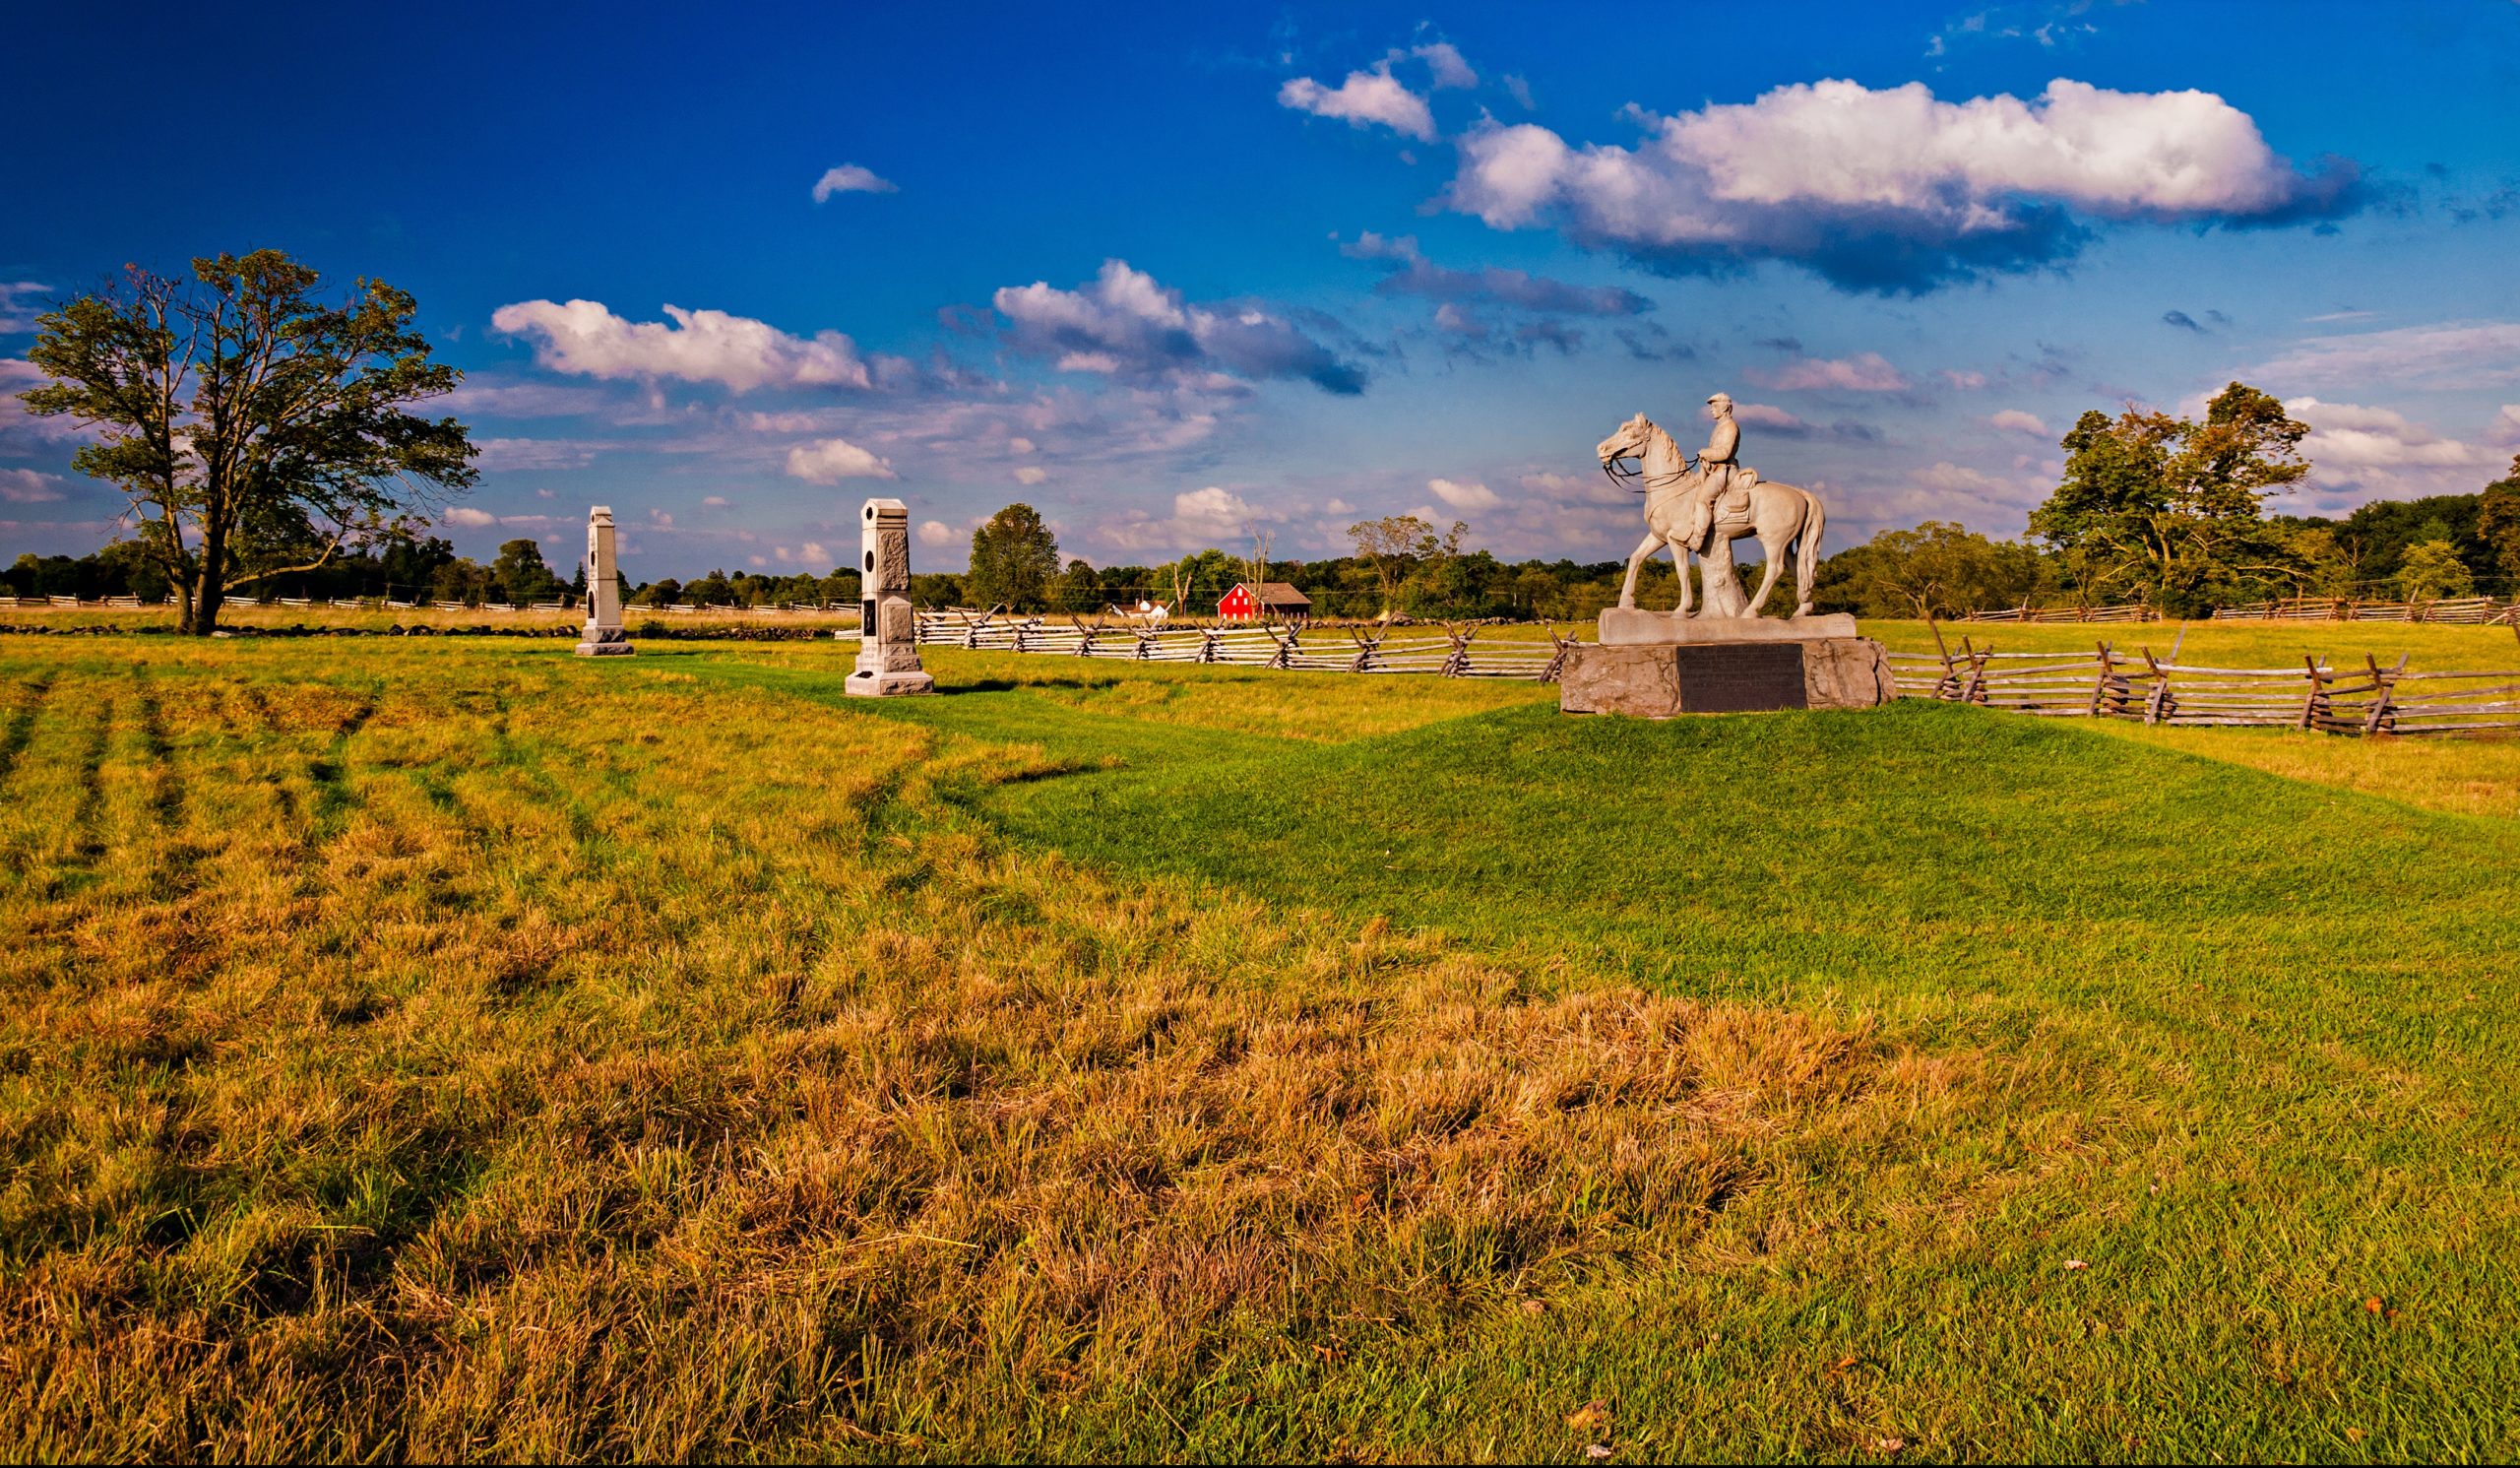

left=1673, top=643, right=1807, bottom=712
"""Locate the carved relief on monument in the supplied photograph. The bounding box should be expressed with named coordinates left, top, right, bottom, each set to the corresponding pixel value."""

left=875, top=527, right=911, bottom=595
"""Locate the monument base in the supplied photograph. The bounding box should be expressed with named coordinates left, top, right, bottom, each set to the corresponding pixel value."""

left=574, top=634, right=633, bottom=657
left=1597, top=606, right=1859, bottom=644
left=1559, top=637, right=1893, bottom=718
left=845, top=669, right=935, bottom=697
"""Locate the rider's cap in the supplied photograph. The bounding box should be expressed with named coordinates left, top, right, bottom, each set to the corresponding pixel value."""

left=1706, top=392, right=1733, bottom=408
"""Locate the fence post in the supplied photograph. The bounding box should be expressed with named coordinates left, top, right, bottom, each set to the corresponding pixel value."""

left=2088, top=641, right=2113, bottom=715
left=2298, top=656, right=2329, bottom=731
left=1540, top=623, right=1577, bottom=684
left=2361, top=654, right=2405, bottom=735
left=2141, top=648, right=2174, bottom=725
left=1348, top=627, right=1381, bottom=673
left=1959, top=638, right=1991, bottom=705
left=1442, top=623, right=1474, bottom=677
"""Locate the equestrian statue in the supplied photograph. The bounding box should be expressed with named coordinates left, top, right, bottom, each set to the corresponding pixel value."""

left=1596, top=393, right=1826, bottom=620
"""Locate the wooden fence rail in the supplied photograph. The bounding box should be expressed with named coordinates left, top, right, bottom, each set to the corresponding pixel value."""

left=1962, top=603, right=2156, bottom=624
left=1891, top=638, right=2520, bottom=735
left=916, top=608, right=1575, bottom=680
left=2209, top=596, right=2513, bottom=624
left=915, top=610, right=2517, bottom=734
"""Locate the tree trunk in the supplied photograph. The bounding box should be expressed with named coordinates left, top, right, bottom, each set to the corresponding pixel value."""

left=189, top=522, right=227, bottom=635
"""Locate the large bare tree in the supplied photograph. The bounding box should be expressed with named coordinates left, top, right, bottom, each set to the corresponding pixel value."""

left=20, top=251, right=476, bottom=633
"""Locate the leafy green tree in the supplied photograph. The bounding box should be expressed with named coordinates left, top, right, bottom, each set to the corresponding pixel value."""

left=908, top=572, right=965, bottom=608
left=1349, top=515, right=1445, bottom=615
left=686, top=568, right=734, bottom=606
left=966, top=503, right=1060, bottom=610
left=425, top=558, right=490, bottom=606
left=2029, top=383, right=2310, bottom=614
left=1824, top=522, right=2045, bottom=618
left=18, top=251, right=475, bottom=633
left=2479, top=457, right=2520, bottom=591
left=488, top=538, right=565, bottom=606
left=2392, top=541, right=2475, bottom=601
left=1050, top=557, right=1102, bottom=613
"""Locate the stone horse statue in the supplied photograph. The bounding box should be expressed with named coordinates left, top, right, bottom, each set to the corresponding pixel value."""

left=1596, top=412, right=1825, bottom=618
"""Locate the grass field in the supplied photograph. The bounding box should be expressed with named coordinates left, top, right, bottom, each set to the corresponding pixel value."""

left=2, top=633, right=2516, bottom=1461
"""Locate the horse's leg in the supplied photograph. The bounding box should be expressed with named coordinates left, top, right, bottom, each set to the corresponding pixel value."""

left=1616, top=531, right=1664, bottom=610
left=1746, top=527, right=1788, bottom=615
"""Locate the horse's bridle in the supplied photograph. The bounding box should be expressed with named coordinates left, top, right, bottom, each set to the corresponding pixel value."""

left=1601, top=423, right=1694, bottom=497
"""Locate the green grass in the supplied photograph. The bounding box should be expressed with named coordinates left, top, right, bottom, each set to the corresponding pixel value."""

left=3, top=633, right=2516, bottom=1461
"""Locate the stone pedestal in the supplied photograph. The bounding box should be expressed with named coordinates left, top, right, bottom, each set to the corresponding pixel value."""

left=1597, top=606, right=1859, bottom=644
left=1559, top=637, right=1893, bottom=717
left=574, top=505, right=633, bottom=657
left=845, top=497, right=935, bottom=697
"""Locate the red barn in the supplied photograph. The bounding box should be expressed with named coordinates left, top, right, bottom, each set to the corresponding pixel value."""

left=1217, top=581, right=1312, bottom=623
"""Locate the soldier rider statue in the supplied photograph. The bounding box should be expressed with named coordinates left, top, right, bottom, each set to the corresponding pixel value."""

left=1679, top=392, right=1757, bottom=555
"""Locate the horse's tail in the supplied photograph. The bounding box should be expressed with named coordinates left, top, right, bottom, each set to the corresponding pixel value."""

left=1796, top=490, right=1825, bottom=614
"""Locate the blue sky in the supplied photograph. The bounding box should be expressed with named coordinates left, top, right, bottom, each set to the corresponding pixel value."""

left=6, top=0, right=2519, bottom=573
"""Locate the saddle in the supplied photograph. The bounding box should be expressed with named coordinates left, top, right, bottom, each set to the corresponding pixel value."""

left=1714, top=467, right=1758, bottom=520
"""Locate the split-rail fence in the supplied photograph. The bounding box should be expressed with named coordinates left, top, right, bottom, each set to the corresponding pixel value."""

left=2209, top=596, right=2518, bottom=625
left=1892, top=639, right=2520, bottom=735
left=921, top=609, right=2520, bottom=736
left=915, top=608, right=1574, bottom=679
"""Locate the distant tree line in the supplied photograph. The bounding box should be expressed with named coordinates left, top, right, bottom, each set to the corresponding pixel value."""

left=15, top=305, right=2520, bottom=624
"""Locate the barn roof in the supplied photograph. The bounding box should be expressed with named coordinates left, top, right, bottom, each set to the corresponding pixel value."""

left=1234, top=581, right=1312, bottom=606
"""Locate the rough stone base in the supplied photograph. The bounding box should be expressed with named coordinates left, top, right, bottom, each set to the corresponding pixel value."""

left=1597, top=606, right=1860, bottom=644
left=1559, top=637, right=1893, bottom=718
left=573, top=640, right=634, bottom=657
left=845, top=669, right=935, bottom=697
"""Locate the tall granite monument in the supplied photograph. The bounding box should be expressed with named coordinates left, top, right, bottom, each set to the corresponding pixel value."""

left=574, top=505, right=632, bottom=657
left=1562, top=396, right=1893, bottom=716
left=845, top=497, right=934, bottom=697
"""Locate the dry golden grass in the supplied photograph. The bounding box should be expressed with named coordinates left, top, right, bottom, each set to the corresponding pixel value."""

left=2076, top=721, right=2520, bottom=820
left=0, top=639, right=1938, bottom=1459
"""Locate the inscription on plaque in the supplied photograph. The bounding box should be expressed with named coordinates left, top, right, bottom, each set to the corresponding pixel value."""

left=1674, top=643, right=1806, bottom=713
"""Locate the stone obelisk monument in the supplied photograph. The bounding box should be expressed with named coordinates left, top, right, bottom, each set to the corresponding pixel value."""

left=574, top=505, right=632, bottom=656
left=845, top=497, right=933, bottom=696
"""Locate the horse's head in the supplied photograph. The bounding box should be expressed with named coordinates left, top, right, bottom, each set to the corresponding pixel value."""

left=1597, top=412, right=1658, bottom=467
left=1598, top=412, right=1665, bottom=492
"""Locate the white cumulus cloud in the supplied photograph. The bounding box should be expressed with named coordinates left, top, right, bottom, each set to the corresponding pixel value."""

left=811, top=163, right=898, bottom=200
left=1733, top=403, right=1809, bottom=431
left=1441, top=78, right=2358, bottom=291
left=917, top=520, right=956, bottom=546
left=490, top=299, right=871, bottom=393
left=443, top=506, right=498, bottom=528
left=1279, top=68, right=1436, bottom=142
left=785, top=436, right=896, bottom=483
left=1410, top=41, right=1478, bottom=91
left=1099, top=486, right=1271, bottom=554
left=1428, top=477, right=1500, bottom=511
left=1013, top=466, right=1048, bottom=485
left=1988, top=409, right=2049, bottom=436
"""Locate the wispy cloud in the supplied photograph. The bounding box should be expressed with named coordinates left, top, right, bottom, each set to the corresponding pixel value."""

left=811, top=163, right=898, bottom=201
left=993, top=259, right=1365, bottom=395
left=1279, top=67, right=1435, bottom=142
